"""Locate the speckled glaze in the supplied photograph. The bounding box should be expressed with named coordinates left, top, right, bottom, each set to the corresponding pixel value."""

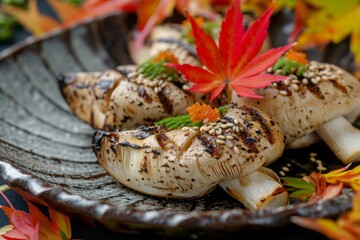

left=0, top=12, right=358, bottom=238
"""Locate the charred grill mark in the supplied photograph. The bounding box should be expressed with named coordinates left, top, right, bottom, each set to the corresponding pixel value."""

left=306, top=83, right=325, bottom=99
left=93, top=79, right=115, bottom=92
left=74, top=82, right=88, bottom=89
left=121, top=116, right=132, bottom=123
left=91, top=130, right=111, bottom=149
left=118, top=141, right=150, bottom=149
left=275, top=82, right=292, bottom=96
left=197, top=134, right=222, bottom=159
left=157, top=88, right=173, bottom=114
left=151, top=149, right=161, bottom=159
left=117, top=67, right=133, bottom=77
left=139, top=156, right=148, bottom=174
left=137, top=86, right=153, bottom=103
left=57, top=73, right=76, bottom=87
left=155, top=133, right=171, bottom=150
left=241, top=106, right=275, bottom=144
left=330, top=80, right=348, bottom=95
left=133, top=126, right=165, bottom=139
left=234, top=127, right=259, bottom=154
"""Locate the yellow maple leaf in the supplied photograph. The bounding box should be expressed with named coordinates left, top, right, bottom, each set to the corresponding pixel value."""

left=291, top=191, right=360, bottom=240
left=1, top=0, right=59, bottom=37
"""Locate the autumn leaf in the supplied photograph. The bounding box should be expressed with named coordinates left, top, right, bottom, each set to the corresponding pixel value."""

left=323, top=164, right=360, bottom=191
left=59, top=0, right=139, bottom=28
left=0, top=185, right=72, bottom=240
left=1, top=0, right=59, bottom=36
left=167, top=0, right=294, bottom=101
left=291, top=191, right=360, bottom=240
left=47, top=0, right=79, bottom=22
left=133, top=0, right=221, bottom=52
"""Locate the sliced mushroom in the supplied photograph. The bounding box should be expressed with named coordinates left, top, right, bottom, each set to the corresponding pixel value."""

left=92, top=105, right=287, bottom=208
left=232, top=61, right=360, bottom=163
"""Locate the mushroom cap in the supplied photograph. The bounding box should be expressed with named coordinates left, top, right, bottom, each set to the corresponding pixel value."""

left=93, top=105, right=285, bottom=199
left=130, top=24, right=200, bottom=66
left=232, top=62, right=360, bottom=145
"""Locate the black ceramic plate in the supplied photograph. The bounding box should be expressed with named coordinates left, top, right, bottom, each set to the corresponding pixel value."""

left=0, top=12, right=357, bottom=238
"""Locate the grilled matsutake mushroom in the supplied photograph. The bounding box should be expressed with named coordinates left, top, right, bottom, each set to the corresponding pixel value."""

left=59, top=65, right=206, bottom=130
left=232, top=61, right=360, bottom=163
left=92, top=105, right=288, bottom=208
left=130, top=24, right=200, bottom=66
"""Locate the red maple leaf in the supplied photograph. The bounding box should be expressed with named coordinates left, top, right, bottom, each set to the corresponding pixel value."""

left=167, top=0, right=295, bottom=101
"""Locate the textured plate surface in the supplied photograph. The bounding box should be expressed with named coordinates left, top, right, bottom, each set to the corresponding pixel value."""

left=0, top=12, right=358, bottom=238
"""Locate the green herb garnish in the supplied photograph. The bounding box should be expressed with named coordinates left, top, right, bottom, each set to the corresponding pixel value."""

left=155, top=105, right=229, bottom=130
left=138, top=52, right=179, bottom=81
left=273, top=57, right=307, bottom=77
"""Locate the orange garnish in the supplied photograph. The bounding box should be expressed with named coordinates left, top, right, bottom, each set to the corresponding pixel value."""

left=151, top=51, right=179, bottom=64
left=284, top=49, right=309, bottom=65
left=187, top=102, right=219, bottom=122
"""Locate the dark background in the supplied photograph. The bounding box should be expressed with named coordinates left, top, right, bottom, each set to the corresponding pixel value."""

left=0, top=1, right=331, bottom=239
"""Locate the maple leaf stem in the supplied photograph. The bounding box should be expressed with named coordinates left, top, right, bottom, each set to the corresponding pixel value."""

left=0, top=188, right=14, bottom=209
left=226, top=84, right=232, bottom=103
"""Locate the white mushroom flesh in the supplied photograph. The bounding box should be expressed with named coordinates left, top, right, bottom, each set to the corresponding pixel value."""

left=220, top=167, right=289, bottom=210
left=92, top=105, right=285, bottom=200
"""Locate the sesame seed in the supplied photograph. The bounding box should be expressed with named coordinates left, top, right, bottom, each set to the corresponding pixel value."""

left=310, top=153, right=318, bottom=157
left=216, top=139, right=225, bottom=144
left=182, top=85, right=190, bottom=90
left=234, top=146, right=240, bottom=153
left=226, top=123, right=234, bottom=127
left=272, top=82, right=278, bottom=87
left=279, top=171, right=286, bottom=176
left=280, top=90, right=288, bottom=96
left=221, top=124, right=228, bottom=129
left=284, top=79, right=290, bottom=86
left=302, top=78, right=309, bottom=84
left=128, top=72, right=138, bottom=78
left=226, top=135, right=234, bottom=140
left=286, top=163, right=292, bottom=167
left=214, top=125, right=220, bottom=130
left=317, top=166, right=327, bottom=171
left=182, top=127, right=189, bottom=131
left=216, top=129, right=222, bottom=135
left=203, top=118, right=209, bottom=124
left=315, top=160, right=322, bottom=164
left=310, top=157, right=316, bottom=162
left=189, top=128, right=196, bottom=133
left=209, top=129, right=215, bottom=135
left=192, top=126, right=199, bottom=130
left=234, top=119, right=239, bottom=124
left=282, top=166, right=290, bottom=172
left=226, top=140, right=234, bottom=147
left=291, top=84, right=299, bottom=91
left=210, top=122, right=217, bottom=126
left=217, top=135, right=226, bottom=140
left=310, top=78, right=318, bottom=84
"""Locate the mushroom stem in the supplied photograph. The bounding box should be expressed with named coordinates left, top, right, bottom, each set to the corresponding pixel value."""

left=316, top=116, right=360, bottom=164
left=219, top=167, right=289, bottom=210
